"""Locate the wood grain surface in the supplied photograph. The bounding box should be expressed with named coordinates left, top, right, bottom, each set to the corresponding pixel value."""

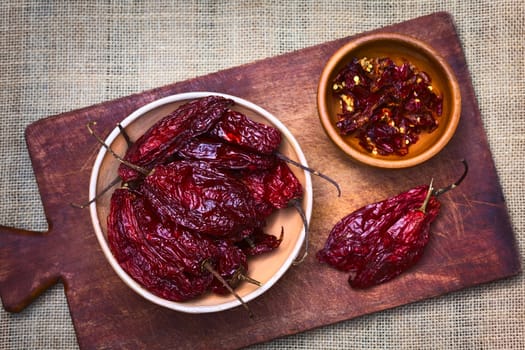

left=0, top=12, right=521, bottom=350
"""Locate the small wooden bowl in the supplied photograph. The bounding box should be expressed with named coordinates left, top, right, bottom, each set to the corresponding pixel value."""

left=89, top=92, right=313, bottom=314
left=317, top=33, right=461, bottom=168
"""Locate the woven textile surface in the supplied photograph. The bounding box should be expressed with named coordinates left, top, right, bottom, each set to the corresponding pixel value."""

left=0, top=1, right=523, bottom=349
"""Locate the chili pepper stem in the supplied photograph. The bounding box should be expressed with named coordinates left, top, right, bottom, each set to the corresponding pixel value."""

left=276, top=152, right=341, bottom=197
left=87, top=121, right=150, bottom=176
left=290, top=199, right=309, bottom=265
left=244, top=237, right=256, bottom=249
left=230, top=267, right=262, bottom=287
left=117, top=123, right=133, bottom=148
left=72, top=123, right=137, bottom=209
left=202, top=261, right=254, bottom=318
left=238, top=274, right=262, bottom=287
left=71, top=176, right=121, bottom=209
left=418, top=179, right=434, bottom=213
left=433, top=159, right=469, bottom=197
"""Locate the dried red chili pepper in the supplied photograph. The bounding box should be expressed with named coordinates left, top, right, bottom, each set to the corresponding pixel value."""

left=176, top=136, right=277, bottom=171
left=107, top=188, right=214, bottom=301
left=241, top=159, right=304, bottom=217
left=240, top=160, right=309, bottom=263
left=141, top=160, right=264, bottom=239
left=177, top=135, right=340, bottom=201
left=108, top=187, right=259, bottom=315
left=237, top=227, right=284, bottom=257
left=209, top=240, right=251, bottom=294
left=208, top=109, right=341, bottom=196
left=317, top=160, right=468, bottom=288
left=209, top=109, right=282, bottom=155
left=119, top=95, right=234, bottom=182
left=332, top=56, right=443, bottom=156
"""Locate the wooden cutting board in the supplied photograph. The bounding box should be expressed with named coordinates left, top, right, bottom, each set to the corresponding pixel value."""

left=0, top=12, right=521, bottom=349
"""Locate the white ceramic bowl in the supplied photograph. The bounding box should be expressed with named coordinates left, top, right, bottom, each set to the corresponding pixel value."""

left=89, top=92, right=313, bottom=313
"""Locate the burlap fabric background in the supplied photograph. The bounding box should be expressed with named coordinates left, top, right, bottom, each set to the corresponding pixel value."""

left=1, top=1, right=523, bottom=349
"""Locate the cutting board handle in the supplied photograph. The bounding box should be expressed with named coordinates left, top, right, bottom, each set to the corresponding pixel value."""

left=0, top=224, right=61, bottom=312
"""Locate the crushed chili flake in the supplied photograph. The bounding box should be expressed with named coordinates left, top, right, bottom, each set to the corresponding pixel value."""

left=332, top=56, right=443, bottom=156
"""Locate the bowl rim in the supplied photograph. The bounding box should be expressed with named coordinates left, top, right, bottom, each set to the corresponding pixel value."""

left=88, top=91, right=313, bottom=313
left=317, top=32, right=461, bottom=168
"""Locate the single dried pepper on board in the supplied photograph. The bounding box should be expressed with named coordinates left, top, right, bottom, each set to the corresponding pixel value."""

left=317, top=160, right=467, bottom=288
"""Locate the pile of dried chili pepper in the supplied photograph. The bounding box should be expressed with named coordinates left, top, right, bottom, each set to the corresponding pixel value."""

left=316, top=160, right=467, bottom=288
left=332, top=56, right=443, bottom=156
left=87, top=95, right=333, bottom=310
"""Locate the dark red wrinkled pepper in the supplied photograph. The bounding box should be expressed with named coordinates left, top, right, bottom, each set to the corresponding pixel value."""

left=107, top=188, right=214, bottom=301
left=237, top=227, right=284, bottom=257
left=241, top=159, right=304, bottom=217
left=209, top=109, right=282, bottom=155
left=317, top=185, right=439, bottom=288
left=141, top=160, right=264, bottom=239
left=317, top=161, right=467, bottom=288
left=176, top=136, right=276, bottom=171
left=119, top=95, right=233, bottom=182
left=108, top=187, right=262, bottom=302
left=209, top=240, right=249, bottom=294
